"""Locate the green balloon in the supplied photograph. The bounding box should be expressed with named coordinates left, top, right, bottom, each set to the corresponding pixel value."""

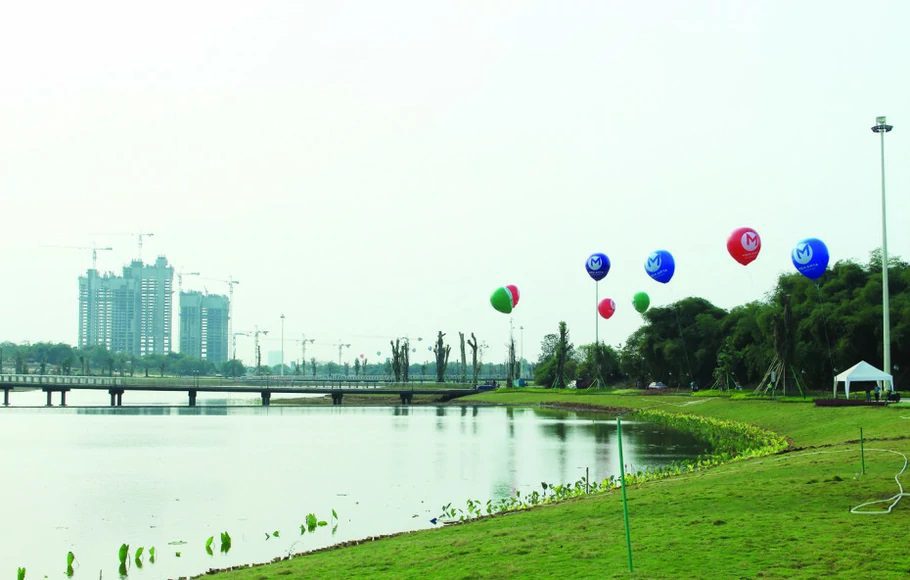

left=632, top=291, right=650, bottom=313
left=490, top=287, right=513, bottom=314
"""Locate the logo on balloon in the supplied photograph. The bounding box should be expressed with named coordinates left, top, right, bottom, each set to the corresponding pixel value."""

left=585, top=253, right=610, bottom=281
left=645, top=254, right=661, bottom=273
left=792, top=243, right=813, bottom=265
left=727, top=227, right=761, bottom=266
left=741, top=232, right=759, bottom=252
left=791, top=238, right=829, bottom=280
left=644, top=250, right=674, bottom=284
left=598, top=298, right=616, bottom=320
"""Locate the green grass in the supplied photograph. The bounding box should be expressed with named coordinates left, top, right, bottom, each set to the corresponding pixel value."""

left=200, top=389, right=910, bottom=579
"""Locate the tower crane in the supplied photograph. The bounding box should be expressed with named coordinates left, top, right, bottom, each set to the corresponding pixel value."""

left=47, top=245, right=114, bottom=270
left=135, top=232, right=154, bottom=261
left=253, top=326, right=269, bottom=374
left=286, top=335, right=316, bottom=372
left=176, top=271, right=201, bottom=295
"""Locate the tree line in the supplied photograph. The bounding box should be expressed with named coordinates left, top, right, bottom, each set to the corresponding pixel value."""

left=535, top=252, right=909, bottom=390
left=0, top=338, right=523, bottom=382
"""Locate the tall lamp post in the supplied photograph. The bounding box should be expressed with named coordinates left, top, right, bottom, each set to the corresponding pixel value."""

left=872, top=116, right=894, bottom=385
left=280, top=314, right=286, bottom=377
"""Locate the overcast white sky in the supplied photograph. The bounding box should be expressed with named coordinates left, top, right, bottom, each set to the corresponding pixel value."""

left=1, top=1, right=908, bottom=365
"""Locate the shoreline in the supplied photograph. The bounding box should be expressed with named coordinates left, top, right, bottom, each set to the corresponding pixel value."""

left=198, top=389, right=910, bottom=579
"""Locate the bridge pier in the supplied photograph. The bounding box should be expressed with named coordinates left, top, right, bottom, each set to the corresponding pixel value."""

left=2, top=388, right=9, bottom=406
left=261, top=391, right=271, bottom=406
left=399, top=392, right=413, bottom=405
left=188, top=390, right=197, bottom=407
left=60, top=390, right=67, bottom=407
left=331, top=392, right=343, bottom=405
left=108, top=389, right=124, bottom=407
left=46, top=389, right=52, bottom=407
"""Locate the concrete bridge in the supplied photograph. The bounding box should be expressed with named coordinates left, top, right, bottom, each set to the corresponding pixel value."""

left=0, top=374, right=487, bottom=407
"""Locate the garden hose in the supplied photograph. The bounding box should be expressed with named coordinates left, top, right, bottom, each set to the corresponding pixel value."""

left=849, top=448, right=909, bottom=515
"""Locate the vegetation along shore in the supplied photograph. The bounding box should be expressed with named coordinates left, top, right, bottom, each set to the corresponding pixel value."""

left=199, top=389, right=910, bottom=579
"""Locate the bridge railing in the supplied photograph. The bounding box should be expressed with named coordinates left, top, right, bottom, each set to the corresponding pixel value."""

left=0, top=374, right=124, bottom=387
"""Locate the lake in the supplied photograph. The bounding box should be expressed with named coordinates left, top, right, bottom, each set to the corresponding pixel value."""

left=0, top=394, right=709, bottom=578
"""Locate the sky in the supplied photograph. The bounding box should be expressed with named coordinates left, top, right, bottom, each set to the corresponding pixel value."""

left=1, top=1, right=908, bottom=366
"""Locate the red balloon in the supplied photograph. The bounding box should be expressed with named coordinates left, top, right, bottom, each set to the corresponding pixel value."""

left=727, top=227, right=761, bottom=266
left=506, top=284, right=520, bottom=307
left=597, top=298, right=616, bottom=319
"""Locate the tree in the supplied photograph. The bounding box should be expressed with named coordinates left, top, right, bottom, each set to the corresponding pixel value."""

left=390, top=339, right=403, bottom=382
left=459, top=332, right=467, bottom=383
left=466, top=333, right=480, bottom=385
left=222, top=359, right=245, bottom=378
left=534, top=323, right=575, bottom=388
left=433, top=331, right=451, bottom=383
left=577, top=343, right=621, bottom=386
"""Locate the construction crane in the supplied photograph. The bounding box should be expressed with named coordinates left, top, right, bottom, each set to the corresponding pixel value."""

left=334, top=341, right=351, bottom=365
left=254, top=326, right=269, bottom=374
left=176, top=271, right=201, bottom=295
left=89, top=231, right=155, bottom=262
left=47, top=244, right=114, bottom=270
left=286, top=335, right=316, bottom=372
left=135, top=232, right=154, bottom=261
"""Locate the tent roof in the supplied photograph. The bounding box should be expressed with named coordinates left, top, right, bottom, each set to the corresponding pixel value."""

left=834, top=361, right=893, bottom=383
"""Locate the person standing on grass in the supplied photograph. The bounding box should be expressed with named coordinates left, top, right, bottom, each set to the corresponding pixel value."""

left=874, top=384, right=881, bottom=402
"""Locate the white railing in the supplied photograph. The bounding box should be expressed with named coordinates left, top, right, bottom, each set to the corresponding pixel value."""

left=0, top=374, right=124, bottom=386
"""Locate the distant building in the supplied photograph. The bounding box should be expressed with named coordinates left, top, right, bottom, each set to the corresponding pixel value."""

left=78, top=257, right=174, bottom=357
left=267, top=350, right=283, bottom=367
left=180, top=291, right=230, bottom=365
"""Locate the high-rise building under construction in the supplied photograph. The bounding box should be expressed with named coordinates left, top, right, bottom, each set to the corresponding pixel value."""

left=179, top=291, right=230, bottom=365
left=78, top=256, right=174, bottom=357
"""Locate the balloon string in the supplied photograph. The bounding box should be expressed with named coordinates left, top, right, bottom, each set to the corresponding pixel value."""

left=595, top=281, right=600, bottom=346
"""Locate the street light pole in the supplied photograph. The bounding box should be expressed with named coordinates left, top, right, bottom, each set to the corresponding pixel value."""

left=280, top=314, right=286, bottom=377
left=872, top=116, right=894, bottom=384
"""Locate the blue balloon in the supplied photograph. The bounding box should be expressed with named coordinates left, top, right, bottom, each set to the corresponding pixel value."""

left=791, top=238, right=829, bottom=280
left=585, top=253, right=611, bottom=281
left=644, top=250, right=675, bottom=284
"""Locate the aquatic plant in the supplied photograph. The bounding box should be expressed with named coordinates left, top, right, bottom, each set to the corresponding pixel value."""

left=17, top=567, right=25, bottom=580
left=205, top=535, right=214, bottom=556
left=149, top=546, right=156, bottom=563
left=134, top=546, right=144, bottom=568
left=331, top=508, right=338, bottom=522
left=66, top=551, right=75, bottom=577
left=433, top=411, right=789, bottom=524
left=305, top=513, right=318, bottom=532
left=220, top=531, right=232, bottom=553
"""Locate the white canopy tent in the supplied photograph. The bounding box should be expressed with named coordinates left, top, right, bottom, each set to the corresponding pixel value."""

left=833, top=361, right=894, bottom=398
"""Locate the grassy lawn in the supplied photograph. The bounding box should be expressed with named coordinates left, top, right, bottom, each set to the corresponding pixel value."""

left=201, top=390, right=910, bottom=579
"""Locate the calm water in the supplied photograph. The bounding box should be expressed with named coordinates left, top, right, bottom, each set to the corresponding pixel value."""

left=0, top=393, right=709, bottom=578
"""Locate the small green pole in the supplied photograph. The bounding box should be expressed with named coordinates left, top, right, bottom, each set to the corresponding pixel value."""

left=617, top=417, right=634, bottom=573
left=860, top=427, right=866, bottom=475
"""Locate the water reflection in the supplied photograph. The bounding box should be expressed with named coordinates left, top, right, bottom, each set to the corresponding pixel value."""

left=0, top=404, right=707, bottom=579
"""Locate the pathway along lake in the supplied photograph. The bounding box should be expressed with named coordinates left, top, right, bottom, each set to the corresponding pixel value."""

left=0, top=395, right=709, bottom=578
